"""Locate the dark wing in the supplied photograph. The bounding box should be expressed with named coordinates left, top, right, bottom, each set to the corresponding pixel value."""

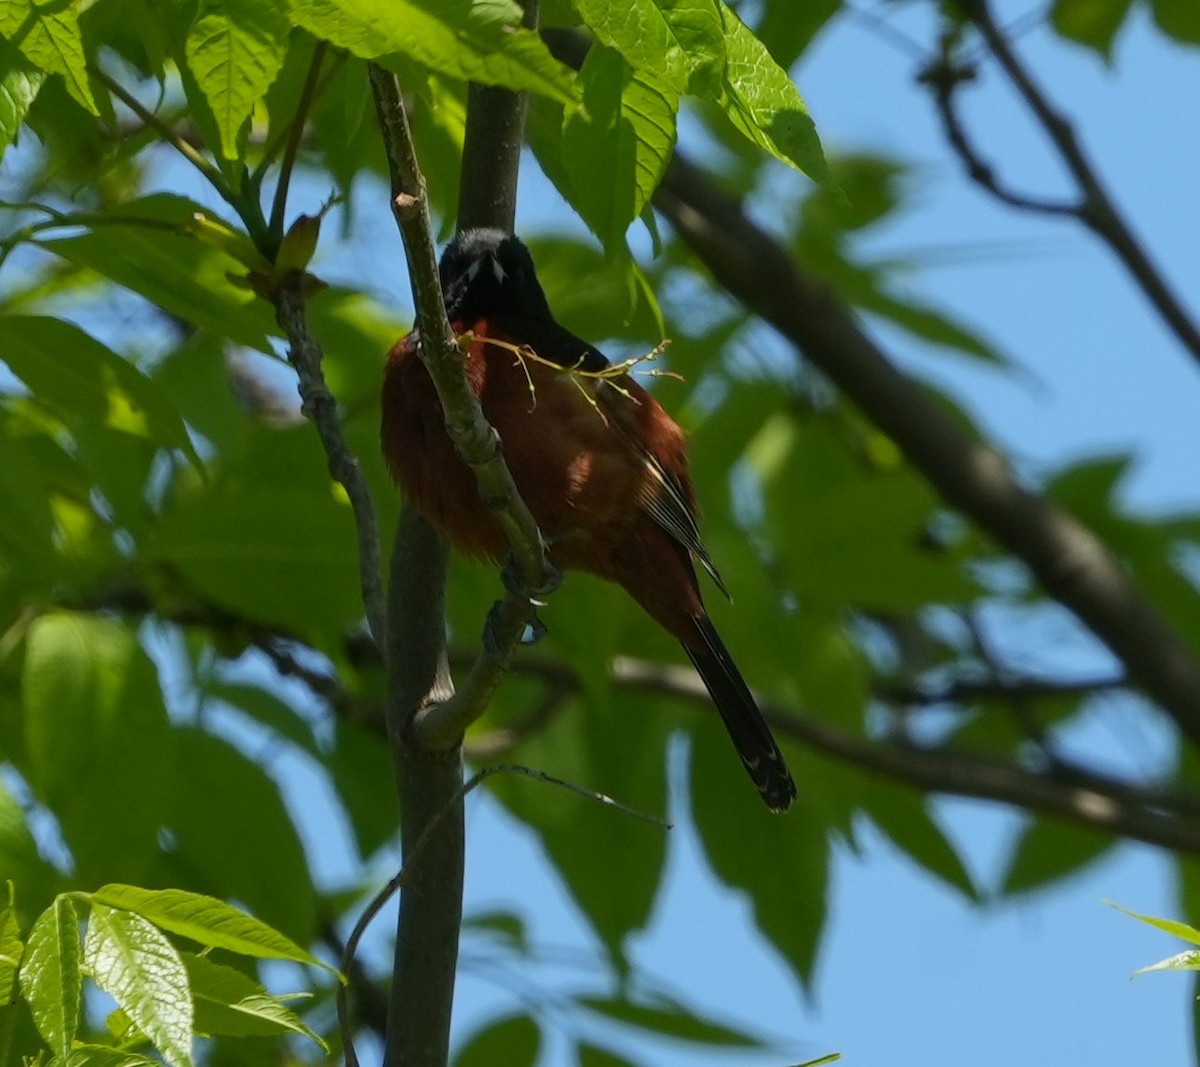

left=636, top=453, right=730, bottom=600
left=490, top=312, right=728, bottom=597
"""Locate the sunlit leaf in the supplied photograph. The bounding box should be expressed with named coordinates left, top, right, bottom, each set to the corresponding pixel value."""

left=1108, top=901, right=1200, bottom=948
left=562, top=45, right=679, bottom=249
left=0, top=39, right=45, bottom=158
left=0, top=316, right=201, bottom=469
left=0, top=0, right=95, bottom=113
left=0, top=898, right=19, bottom=1006
left=184, top=0, right=289, bottom=159
left=711, top=1, right=827, bottom=182
left=84, top=905, right=194, bottom=1067
left=18, top=897, right=81, bottom=1059
left=183, top=952, right=325, bottom=1046
left=287, top=0, right=577, bottom=103
left=92, top=886, right=325, bottom=968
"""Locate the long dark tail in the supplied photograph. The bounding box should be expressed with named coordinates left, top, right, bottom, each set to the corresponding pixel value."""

left=683, top=614, right=797, bottom=812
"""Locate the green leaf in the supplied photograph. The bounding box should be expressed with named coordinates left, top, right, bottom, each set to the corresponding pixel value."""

left=18, top=897, right=81, bottom=1059
left=0, top=781, right=53, bottom=906
left=463, top=910, right=527, bottom=953
left=41, top=199, right=279, bottom=352
left=60, top=1046, right=161, bottom=1067
left=0, top=38, right=45, bottom=159
left=862, top=787, right=978, bottom=900
left=92, top=886, right=325, bottom=969
left=207, top=681, right=321, bottom=755
left=83, top=905, right=194, bottom=1067
left=0, top=0, right=96, bottom=113
left=756, top=0, right=840, bottom=68
left=489, top=605, right=670, bottom=959
left=572, top=0, right=721, bottom=94
left=328, top=718, right=398, bottom=861
left=562, top=45, right=679, bottom=250
left=21, top=613, right=174, bottom=883
left=1151, top=0, right=1200, bottom=44
left=690, top=726, right=828, bottom=986
left=775, top=472, right=978, bottom=609
left=1133, top=949, right=1200, bottom=978
left=0, top=316, right=201, bottom=469
left=287, top=0, right=578, bottom=103
left=1050, top=0, right=1134, bottom=56
left=165, top=728, right=317, bottom=944
left=1002, top=818, right=1114, bottom=895
left=184, top=0, right=289, bottom=159
left=1108, top=901, right=1200, bottom=947
left=710, top=1, right=827, bottom=182
left=453, top=1014, right=540, bottom=1067
left=579, top=994, right=765, bottom=1047
left=182, top=952, right=325, bottom=1046
left=578, top=1044, right=641, bottom=1067
left=150, top=485, right=362, bottom=636
left=0, top=905, right=22, bottom=1007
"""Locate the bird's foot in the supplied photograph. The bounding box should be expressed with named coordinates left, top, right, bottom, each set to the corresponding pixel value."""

left=499, top=551, right=562, bottom=604
left=483, top=600, right=550, bottom=653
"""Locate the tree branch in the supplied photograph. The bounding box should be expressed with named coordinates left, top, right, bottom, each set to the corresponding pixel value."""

left=653, top=151, right=1200, bottom=754
left=274, top=281, right=388, bottom=649
left=468, top=651, right=1200, bottom=854
left=367, top=10, right=542, bottom=1060
left=368, top=64, right=555, bottom=750
left=919, top=52, right=1079, bottom=217
left=952, top=0, right=1200, bottom=366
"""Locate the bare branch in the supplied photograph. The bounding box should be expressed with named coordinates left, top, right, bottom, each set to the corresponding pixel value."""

left=653, top=152, right=1200, bottom=754
left=919, top=52, right=1079, bottom=218
left=952, top=0, right=1200, bottom=366
left=274, top=281, right=388, bottom=648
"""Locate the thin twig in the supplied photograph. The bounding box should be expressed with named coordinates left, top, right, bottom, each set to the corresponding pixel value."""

left=954, top=0, right=1200, bottom=366
left=274, top=281, right=387, bottom=648
left=335, top=763, right=670, bottom=1067
left=92, top=68, right=233, bottom=202
left=919, top=51, right=1079, bottom=217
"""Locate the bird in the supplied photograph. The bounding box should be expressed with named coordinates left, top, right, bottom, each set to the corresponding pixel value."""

left=381, top=228, right=797, bottom=812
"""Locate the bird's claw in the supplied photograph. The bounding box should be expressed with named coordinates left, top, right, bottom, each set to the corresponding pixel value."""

left=483, top=600, right=549, bottom=653
left=499, top=551, right=562, bottom=602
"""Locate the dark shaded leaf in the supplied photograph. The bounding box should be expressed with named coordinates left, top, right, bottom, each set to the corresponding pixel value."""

left=150, top=485, right=362, bottom=637
left=453, top=1013, right=540, bottom=1067
left=578, top=994, right=765, bottom=1047
left=690, top=725, right=828, bottom=986
left=1001, top=817, right=1114, bottom=895
left=1051, top=0, right=1134, bottom=56
left=165, top=728, right=317, bottom=944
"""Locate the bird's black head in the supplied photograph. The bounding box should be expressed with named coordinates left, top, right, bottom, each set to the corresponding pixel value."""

left=438, top=228, right=554, bottom=326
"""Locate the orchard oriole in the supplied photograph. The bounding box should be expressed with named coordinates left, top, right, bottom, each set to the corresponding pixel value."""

left=382, top=229, right=796, bottom=812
